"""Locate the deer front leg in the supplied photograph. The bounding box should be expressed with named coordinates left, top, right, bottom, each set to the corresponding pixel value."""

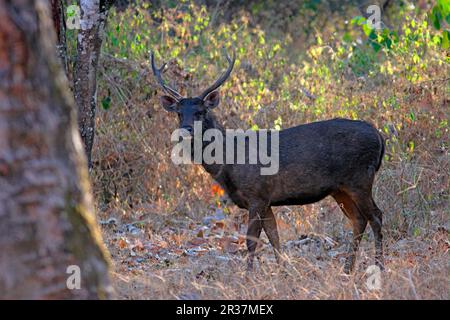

left=262, top=207, right=282, bottom=264
left=369, top=199, right=384, bottom=271
left=246, top=205, right=264, bottom=271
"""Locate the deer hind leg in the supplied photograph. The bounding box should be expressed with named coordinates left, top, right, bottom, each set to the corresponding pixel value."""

left=333, top=191, right=368, bottom=274
left=360, top=197, right=384, bottom=270
left=262, top=207, right=282, bottom=264
left=345, top=191, right=384, bottom=272
left=246, top=204, right=264, bottom=271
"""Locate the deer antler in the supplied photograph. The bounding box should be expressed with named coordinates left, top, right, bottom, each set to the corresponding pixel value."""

left=150, top=52, right=183, bottom=101
left=198, top=48, right=236, bottom=100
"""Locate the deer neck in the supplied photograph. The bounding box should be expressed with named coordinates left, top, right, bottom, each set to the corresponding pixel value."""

left=200, top=112, right=226, bottom=179
left=202, top=111, right=225, bottom=133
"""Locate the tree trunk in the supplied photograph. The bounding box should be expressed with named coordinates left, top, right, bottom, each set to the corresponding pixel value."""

left=51, top=0, right=69, bottom=77
left=73, top=0, right=114, bottom=169
left=0, top=0, right=112, bottom=299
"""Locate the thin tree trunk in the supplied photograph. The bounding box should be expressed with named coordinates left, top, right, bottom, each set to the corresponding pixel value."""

left=0, top=0, right=112, bottom=299
left=73, top=0, right=114, bottom=169
left=51, top=0, right=69, bottom=77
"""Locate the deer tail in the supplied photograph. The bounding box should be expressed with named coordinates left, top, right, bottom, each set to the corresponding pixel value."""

left=375, top=131, right=385, bottom=172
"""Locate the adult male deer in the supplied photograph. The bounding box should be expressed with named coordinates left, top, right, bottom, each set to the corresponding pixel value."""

left=151, top=50, right=385, bottom=273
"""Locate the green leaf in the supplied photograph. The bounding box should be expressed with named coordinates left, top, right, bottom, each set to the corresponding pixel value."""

left=101, top=96, right=112, bottom=110
left=67, top=6, right=76, bottom=17
left=316, top=35, right=323, bottom=45
left=431, top=6, right=442, bottom=30
left=343, top=32, right=352, bottom=43
left=362, top=23, right=372, bottom=36
left=437, top=0, right=450, bottom=17
left=111, top=36, right=119, bottom=47
left=408, top=141, right=415, bottom=154
left=442, top=30, right=450, bottom=49
left=351, top=16, right=366, bottom=26
left=369, top=31, right=381, bottom=52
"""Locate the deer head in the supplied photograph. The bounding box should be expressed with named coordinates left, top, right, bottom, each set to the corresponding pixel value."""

left=151, top=50, right=236, bottom=135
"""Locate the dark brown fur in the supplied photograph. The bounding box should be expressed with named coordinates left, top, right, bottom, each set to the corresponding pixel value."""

left=163, top=97, right=385, bottom=273
left=153, top=51, right=385, bottom=273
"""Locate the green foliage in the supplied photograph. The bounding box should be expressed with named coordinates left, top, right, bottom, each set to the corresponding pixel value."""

left=101, top=96, right=112, bottom=110
left=430, top=0, right=450, bottom=29
left=99, top=0, right=449, bottom=163
left=429, top=0, right=450, bottom=48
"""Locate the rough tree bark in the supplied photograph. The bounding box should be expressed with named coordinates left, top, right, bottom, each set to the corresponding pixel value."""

left=0, top=0, right=112, bottom=299
left=51, top=0, right=69, bottom=76
left=74, top=0, right=115, bottom=169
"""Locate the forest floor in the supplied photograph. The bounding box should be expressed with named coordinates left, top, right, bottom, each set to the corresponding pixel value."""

left=98, top=182, right=448, bottom=300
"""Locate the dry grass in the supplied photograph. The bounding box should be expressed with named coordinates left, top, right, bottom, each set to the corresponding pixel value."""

left=88, top=1, right=449, bottom=300
left=106, top=194, right=448, bottom=300
left=97, top=158, right=448, bottom=299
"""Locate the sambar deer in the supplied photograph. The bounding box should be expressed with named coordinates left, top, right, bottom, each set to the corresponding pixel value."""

left=151, top=50, right=385, bottom=273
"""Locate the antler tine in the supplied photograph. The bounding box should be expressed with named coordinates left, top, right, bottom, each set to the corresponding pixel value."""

left=150, top=51, right=183, bottom=100
left=198, top=48, right=236, bottom=100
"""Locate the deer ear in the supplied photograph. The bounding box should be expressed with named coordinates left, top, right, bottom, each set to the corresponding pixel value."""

left=203, top=91, right=220, bottom=109
left=160, top=95, right=178, bottom=112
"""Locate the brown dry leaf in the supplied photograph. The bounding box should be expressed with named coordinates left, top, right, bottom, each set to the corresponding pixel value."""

left=277, top=218, right=291, bottom=231
left=215, top=220, right=225, bottom=229
left=133, top=239, right=145, bottom=251
left=225, top=241, right=240, bottom=254
left=118, top=238, right=127, bottom=249
left=172, top=248, right=185, bottom=255
left=216, top=236, right=226, bottom=248
left=211, top=184, right=225, bottom=197
left=170, top=234, right=184, bottom=246
left=237, top=234, right=246, bottom=245
left=196, top=229, right=204, bottom=238
left=217, top=236, right=241, bottom=253
left=177, top=255, right=189, bottom=264
left=230, top=221, right=240, bottom=232
left=189, top=237, right=208, bottom=246
left=188, top=222, right=196, bottom=230
left=158, top=240, right=169, bottom=248
left=196, top=248, right=208, bottom=256
left=148, top=245, right=163, bottom=254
